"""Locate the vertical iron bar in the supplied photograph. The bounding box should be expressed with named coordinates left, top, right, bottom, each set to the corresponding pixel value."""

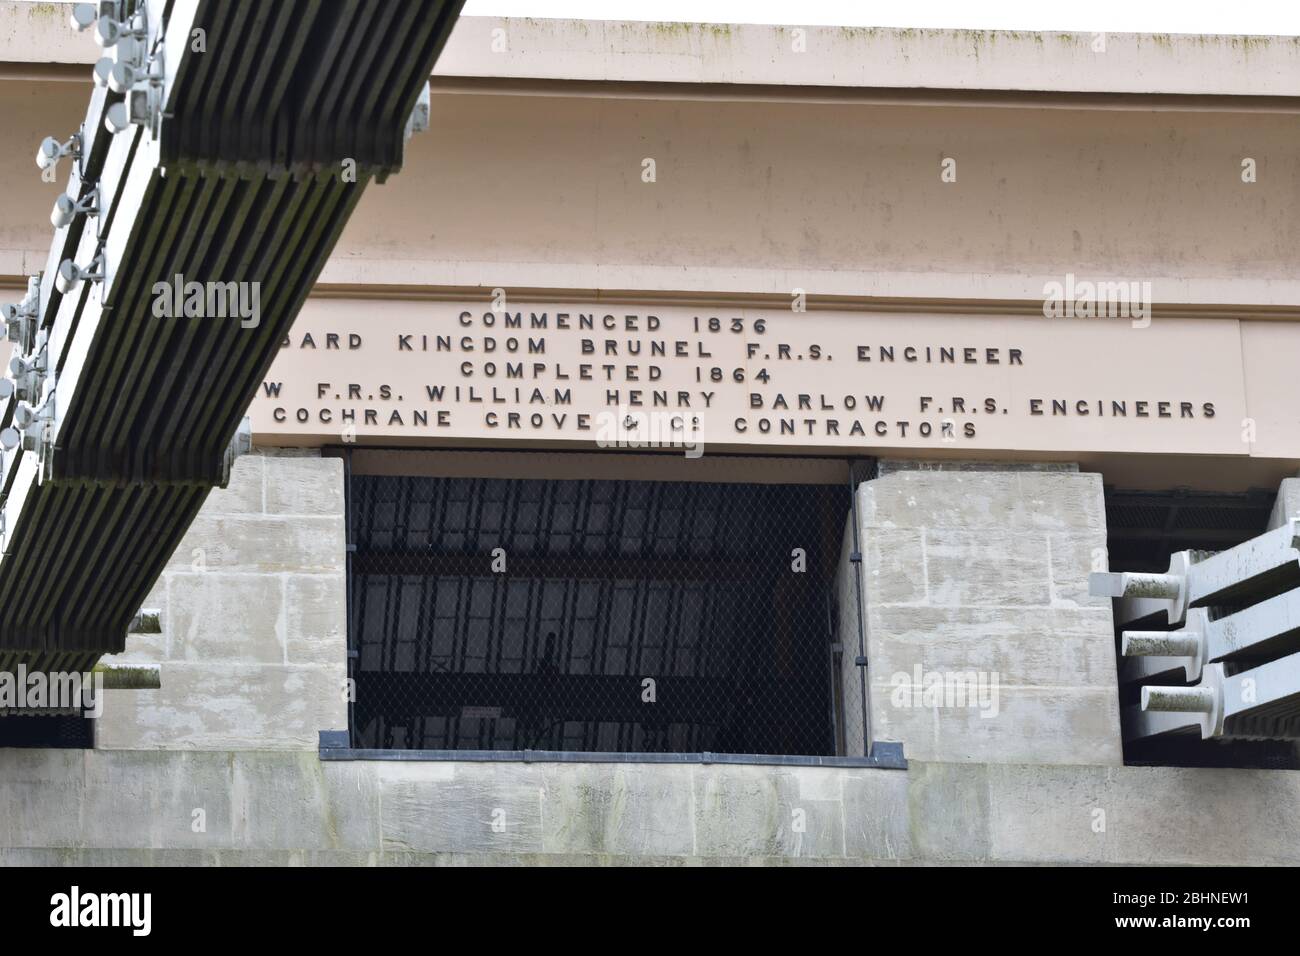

left=847, top=459, right=871, bottom=757
left=824, top=589, right=840, bottom=756
left=344, top=447, right=356, bottom=746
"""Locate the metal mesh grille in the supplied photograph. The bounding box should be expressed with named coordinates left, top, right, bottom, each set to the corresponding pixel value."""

left=0, top=715, right=93, bottom=749
left=1104, top=487, right=1274, bottom=571
left=347, top=469, right=852, bottom=756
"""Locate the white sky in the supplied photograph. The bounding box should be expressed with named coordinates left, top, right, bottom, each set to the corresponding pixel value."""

left=462, top=0, right=1300, bottom=36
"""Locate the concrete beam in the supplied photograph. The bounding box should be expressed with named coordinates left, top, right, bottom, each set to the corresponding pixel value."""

left=1092, top=519, right=1300, bottom=625
left=431, top=18, right=1300, bottom=99
left=1128, top=652, right=1300, bottom=741
left=1120, top=587, right=1300, bottom=682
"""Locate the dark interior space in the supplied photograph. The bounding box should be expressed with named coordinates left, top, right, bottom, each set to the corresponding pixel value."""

left=347, top=471, right=847, bottom=756
left=0, top=715, right=93, bottom=748
left=1104, top=487, right=1275, bottom=572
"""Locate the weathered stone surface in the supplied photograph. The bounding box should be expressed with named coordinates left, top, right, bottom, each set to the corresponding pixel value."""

left=986, top=762, right=1300, bottom=865
left=853, top=464, right=1122, bottom=766
left=1048, top=532, right=1112, bottom=608
left=860, top=467, right=1104, bottom=532
left=203, top=455, right=264, bottom=515
left=286, top=574, right=347, bottom=666
left=0, top=848, right=386, bottom=866
left=80, top=750, right=235, bottom=850
left=166, top=515, right=344, bottom=573
left=379, top=761, right=544, bottom=854
left=0, top=750, right=82, bottom=848
left=231, top=752, right=379, bottom=851
left=257, top=447, right=325, bottom=458
left=167, top=573, right=285, bottom=664
left=922, top=528, right=1051, bottom=606
left=98, top=452, right=348, bottom=750
left=871, top=687, right=1122, bottom=765
left=265, top=453, right=345, bottom=516
left=985, top=763, right=1111, bottom=864
left=865, top=605, right=1116, bottom=687
left=841, top=769, right=913, bottom=861
left=863, top=528, right=927, bottom=604
left=539, top=762, right=696, bottom=856
left=877, top=461, right=1079, bottom=477
left=1267, top=475, right=1300, bottom=530
left=692, top=764, right=844, bottom=858
left=2, top=752, right=1299, bottom=864
left=95, top=663, right=344, bottom=751
left=907, top=762, right=990, bottom=862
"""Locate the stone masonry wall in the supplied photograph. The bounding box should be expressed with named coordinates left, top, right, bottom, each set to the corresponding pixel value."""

left=94, top=449, right=348, bottom=750
left=1267, top=472, right=1300, bottom=530
left=855, top=461, right=1123, bottom=765
left=8, top=454, right=1300, bottom=864
left=2, top=750, right=1298, bottom=865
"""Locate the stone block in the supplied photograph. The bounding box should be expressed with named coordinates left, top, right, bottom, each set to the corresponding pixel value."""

left=286, top=574, right=347, bottom=666
left=230, top=752, right=380, bottom=852
left=166, top=515, right=345, bottom=573
left=203, top=455, right=264, bottom=515
left=841, top=769, right=913, bottom=861
left=1106, top=766, right=1300, bottom=866
left=860, top=468, right=1104, bottom=532
left=870, top=687, right=1122, bottom=765
left=923, top=528, right=1051, bottom=607
left=4, top=751, right=1300, bottom=865
left=1267, top=475, right=1300, bottom=530
left=906, top=761, right=990, bottom=862
left=166, top=573, right=285, bottom=664
left=79, top=750, right=235, bottom=850
left=864, top=605, right=1117, bottom=687
left=863, top=528, right=927, bottom=605
left=691, top=764, right=845, bottom=859
left=1048, top=532, right=1112, bottom=608
left=264, top=453, right=344, bottom=516
left=378, top=761, right=544, bottom=855
left=853, top=465, right=1121, bottom=766
left=538, top=762, right=696, bottom=856
left=985, top=763, right=1111, bottom=864
left=0, top=776, right=83, bottom=847
left=94, top=662, right=344, bottom=751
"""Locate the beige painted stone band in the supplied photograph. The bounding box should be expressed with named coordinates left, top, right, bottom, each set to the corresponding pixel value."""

left=252, top=298, right=1300, bottom=461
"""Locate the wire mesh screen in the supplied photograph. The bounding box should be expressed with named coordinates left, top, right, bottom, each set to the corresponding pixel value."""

left=347, top=469, right=853, bottom=756
left=0, top=715, right=93, bottom=748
